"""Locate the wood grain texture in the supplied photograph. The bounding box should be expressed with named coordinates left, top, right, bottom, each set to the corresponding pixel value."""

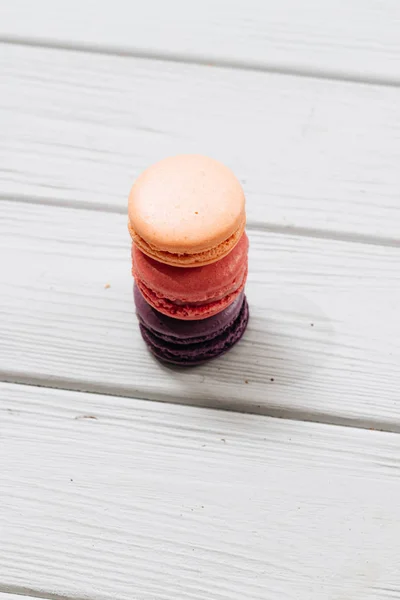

left=1, top=200, right=400, bottom=429
left=1, top=382, right=400, bottom=600
left=1, top=0, right=400, bottom=83
left=1, top=44, right=400, bottom=243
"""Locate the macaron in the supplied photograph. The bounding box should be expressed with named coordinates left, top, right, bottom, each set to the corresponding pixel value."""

left=132, top=232, right=249, bottom=320
left=128, top=154, right=246, bottom=267
left=134, top=284, right=249, bottom=365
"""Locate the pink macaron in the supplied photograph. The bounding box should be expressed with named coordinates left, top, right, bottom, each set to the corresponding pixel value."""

left=132, top=233, right=249, bottom=320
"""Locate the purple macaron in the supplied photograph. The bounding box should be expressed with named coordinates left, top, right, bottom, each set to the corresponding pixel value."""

left=134, top=284, right=249, bottom=366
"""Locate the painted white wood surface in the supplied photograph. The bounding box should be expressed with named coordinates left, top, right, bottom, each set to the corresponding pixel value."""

left=1, top=44, right=400, bottom=243
left=2, top=200, right=400, bottom=429
left=2, top=382, right=400, bottom=600
left=1, top=6, right=400, bottom=600
left=1, top=1, right=400, bottom=83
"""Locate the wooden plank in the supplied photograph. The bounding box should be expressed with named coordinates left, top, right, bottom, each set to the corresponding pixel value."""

left=1, top=200, right=400, bottom=429
left=1, top=0, right=400, bottom=83
left=1, top=44, right=400, bottom=243
left=1, top=382, right=400, bottom=600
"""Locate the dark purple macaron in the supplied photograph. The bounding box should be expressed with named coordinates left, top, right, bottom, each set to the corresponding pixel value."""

left=134, top=284, right=249, bottom=365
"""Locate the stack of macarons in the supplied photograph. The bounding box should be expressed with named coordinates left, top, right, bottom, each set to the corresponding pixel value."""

left=128, top=154, right=249, bottom=366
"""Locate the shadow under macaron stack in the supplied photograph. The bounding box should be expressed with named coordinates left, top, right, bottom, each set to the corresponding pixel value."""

left=128, top=155, right=249, bottom=366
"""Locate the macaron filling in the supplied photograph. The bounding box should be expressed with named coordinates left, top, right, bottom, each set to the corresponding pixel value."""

left=136, top=290, right=245, bottom=345
left=129, top=220, right=245, bottom=267
left=134, top=285, right=245, bottom=344
left=136, top=274, right=247, bottom=320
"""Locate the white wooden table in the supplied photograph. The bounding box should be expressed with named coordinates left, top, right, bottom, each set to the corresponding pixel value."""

left=1, top=3, right=400, bottom=599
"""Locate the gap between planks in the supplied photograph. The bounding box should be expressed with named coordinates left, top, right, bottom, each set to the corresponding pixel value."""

left=2, top=192, right=400, bottom=250
left=2, top=35, right=400, bottom=89
left=1, top=378, right=399, bottom=438
left=0, top=591, right=72, bottom=600
left=1, top=0, right=400, bottom=86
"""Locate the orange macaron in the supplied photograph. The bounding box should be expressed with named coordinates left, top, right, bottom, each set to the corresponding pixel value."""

left=128, top=155, right=246, bottom=267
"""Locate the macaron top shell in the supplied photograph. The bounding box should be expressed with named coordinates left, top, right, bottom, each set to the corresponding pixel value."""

left=128, top=155, right=246, bottom=256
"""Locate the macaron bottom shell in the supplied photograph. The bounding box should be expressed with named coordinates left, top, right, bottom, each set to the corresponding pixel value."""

left=138, top=295, right=249, bottom=366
